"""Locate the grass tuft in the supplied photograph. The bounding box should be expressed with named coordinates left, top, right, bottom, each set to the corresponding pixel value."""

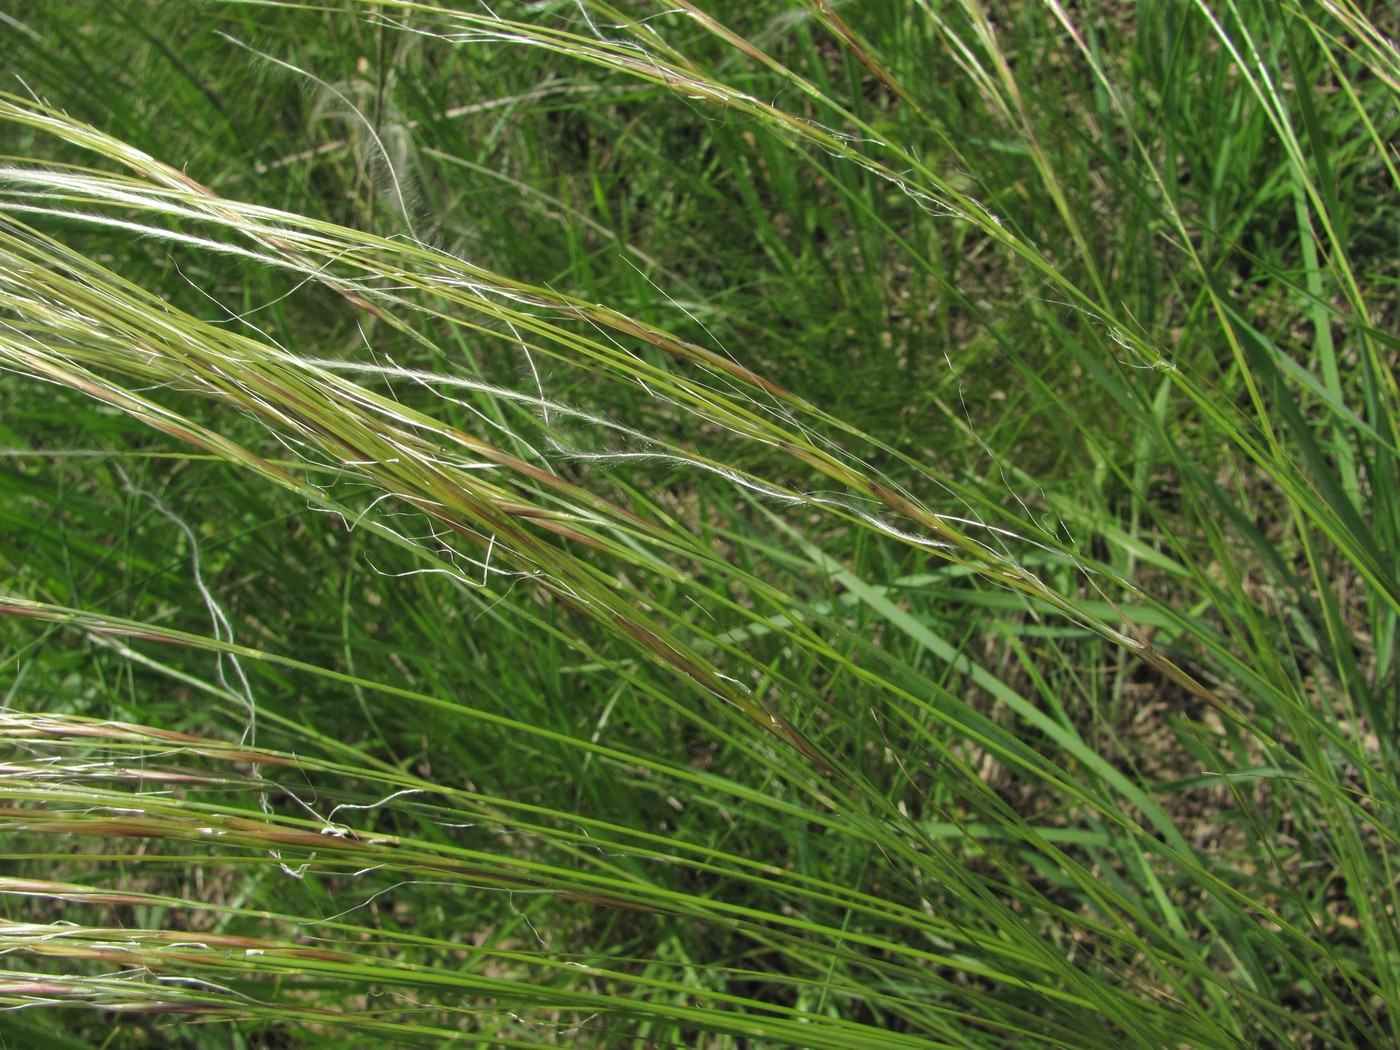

left=1, top=1, right=1397, bottom=1046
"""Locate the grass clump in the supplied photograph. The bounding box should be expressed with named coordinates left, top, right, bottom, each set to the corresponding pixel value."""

left=0, top=1, right=1396, bottom=1047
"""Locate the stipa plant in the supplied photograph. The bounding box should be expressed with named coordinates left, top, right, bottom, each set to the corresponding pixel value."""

left=0, top=2, right=1396, bottom=1047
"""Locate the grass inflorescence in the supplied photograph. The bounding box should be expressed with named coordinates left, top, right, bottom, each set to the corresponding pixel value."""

left=1, top=2, right=1397, bottom=1047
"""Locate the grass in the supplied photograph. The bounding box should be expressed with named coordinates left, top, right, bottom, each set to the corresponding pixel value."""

left=0, top=0, right=1396, bottom=1046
